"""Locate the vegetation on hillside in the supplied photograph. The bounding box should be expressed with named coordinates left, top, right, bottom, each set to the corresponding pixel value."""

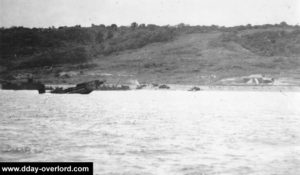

left=0, top=21, right=300, bottom=73
left=220, top=29, right=300, bottom=57
left=0, top=23, right=176, bottom=69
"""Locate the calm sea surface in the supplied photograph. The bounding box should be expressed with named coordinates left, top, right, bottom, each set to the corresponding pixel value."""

left=0, top=90, right=300, bottom=175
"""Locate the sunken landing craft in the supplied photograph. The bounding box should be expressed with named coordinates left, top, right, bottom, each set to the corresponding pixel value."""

left=50, top=80, right=105, bottom=94
left=50, top=80, right=131, bottom=94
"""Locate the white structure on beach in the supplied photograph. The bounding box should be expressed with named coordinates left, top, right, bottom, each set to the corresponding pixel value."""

left=243, top=74, right=274, bottom=85
left=220, top=74, right=275, bottom=85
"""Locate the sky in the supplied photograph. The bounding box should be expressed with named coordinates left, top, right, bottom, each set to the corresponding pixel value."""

left=0, top=0, right=300, bottom=28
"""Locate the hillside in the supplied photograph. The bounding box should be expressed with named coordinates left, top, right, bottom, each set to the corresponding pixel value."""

left=1, top=24, right=300, bottom=85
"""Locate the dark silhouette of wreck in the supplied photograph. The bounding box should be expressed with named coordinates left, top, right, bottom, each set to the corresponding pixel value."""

left=51, top=80, right=105, bottom=94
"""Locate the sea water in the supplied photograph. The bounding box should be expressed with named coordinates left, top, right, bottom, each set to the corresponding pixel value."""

left=0, top=90, right=300, bottom=175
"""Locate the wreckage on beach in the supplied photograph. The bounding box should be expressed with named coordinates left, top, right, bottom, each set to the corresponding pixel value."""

left=50, top=80, right=130, bottom=94
left=50, top=80, right=105, bottom=94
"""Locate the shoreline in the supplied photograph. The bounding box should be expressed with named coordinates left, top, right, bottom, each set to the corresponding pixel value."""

left=1, top=83, right=300, bottom=92
left=168, top=84, right=300, bottom=91
left=46, top=84, right=300, bottom=92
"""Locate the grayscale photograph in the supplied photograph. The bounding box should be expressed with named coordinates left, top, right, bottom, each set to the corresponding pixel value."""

left=0, top=0, right=300, bottom=175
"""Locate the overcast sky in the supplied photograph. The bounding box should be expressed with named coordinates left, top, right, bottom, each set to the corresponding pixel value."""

left=1, top=0, right=299, bottom=27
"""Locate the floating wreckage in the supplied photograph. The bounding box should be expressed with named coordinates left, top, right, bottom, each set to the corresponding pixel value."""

left=97, top=84, right=130, bottom=91
left=50, top=86, right=93, bottom=94
left=188, top=87, right=201, bottom=91
left=50, top=80, right=130, bottom=94
left=1, top=78, right=45, bottom=94
left=51, top=80, right=105, bottom=94
left=159, top=84, right=170, bottom=89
